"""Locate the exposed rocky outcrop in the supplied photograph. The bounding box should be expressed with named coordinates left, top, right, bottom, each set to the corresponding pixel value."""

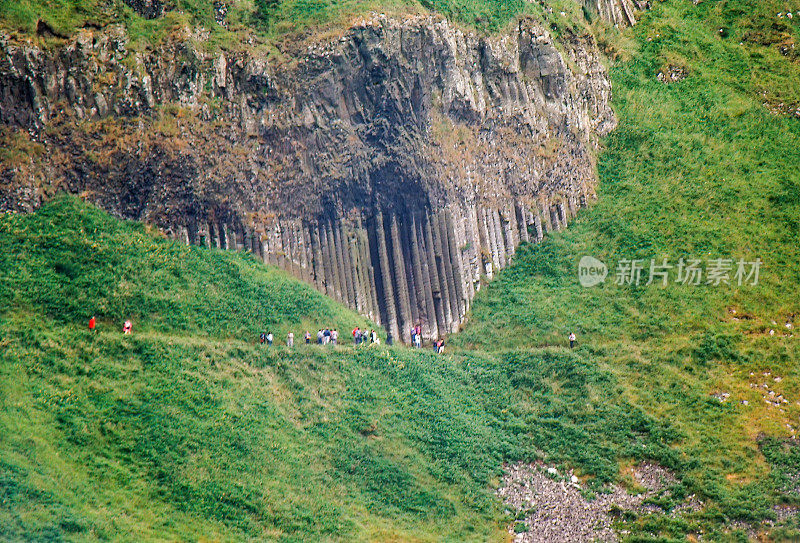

left=581, top=0, right=649, bottom=26
left=0, top=13, right=615, bottom=341
left=123, top=0, right=164, bottom=19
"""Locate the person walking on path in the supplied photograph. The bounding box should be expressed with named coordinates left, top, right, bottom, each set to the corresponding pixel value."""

left=305, top=331, right=311, bottom=345
left=569, top=332, right=576, bottom=349
left=287, top=332, right=294, bottom=347
left=331, top=329, right=338, bottom=345
left=123, top=320, right=132, bottom=335
left=260, top=332, right=267, bottom=344
left=89, top=316, right=96, bottom=333
left=267, top=332, right=274, bottom=346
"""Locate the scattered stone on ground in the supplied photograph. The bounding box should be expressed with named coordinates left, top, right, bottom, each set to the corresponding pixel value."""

left=497, top=462, right=700, bottom=542
left=656, top=65, right=688, bottom=83
left=711, top=391, right=731, bottom=402
left=748, top=373, right=794, bottom=430
left=730, top=505, right=800, bottom=540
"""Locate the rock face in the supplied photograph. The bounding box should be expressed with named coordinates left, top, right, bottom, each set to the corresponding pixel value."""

left=582, top=0, right=648, bottom=26
left=0, top=14, right=615, bottom=342
left=123, top=0, right=164, bottom=20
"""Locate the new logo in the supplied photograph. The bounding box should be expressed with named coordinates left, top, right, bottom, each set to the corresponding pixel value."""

left=578, top=256, right=608, bottom=287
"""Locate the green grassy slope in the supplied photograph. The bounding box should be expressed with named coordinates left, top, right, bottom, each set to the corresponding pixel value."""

left=4, top=0, right=800, bottom=540
left=0, top=196, right=676, bottom=541
left=455, top=0, right=800, bottom=538
left=0, top=196, right=373, bottom=341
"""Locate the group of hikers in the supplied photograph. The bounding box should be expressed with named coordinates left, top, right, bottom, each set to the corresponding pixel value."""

left=256, top=325, right=451, bottom=352
left=88, top=316, right=132, bottom=334
left=259, top=327, right=381, bottom=347
left=87, top=316, right=578, bottom=352
left=409, top=325, right=445, bottom=353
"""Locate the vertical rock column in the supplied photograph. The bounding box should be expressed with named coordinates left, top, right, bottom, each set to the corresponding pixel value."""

left=356, top=216, right=380, bottom=323
left=502, top=207, right=517, bottom=261
left=301, top=224, right=314, bottom=284
left=443, top=210, right=466, bottom=324
left=320, top=222, right=337, bottom=299
left=389, top=214, right=413, bottom=343
left=533, top=211, right=544, bottom=242
left=399, top=215, right=421, bottom=333
left=335, top=222, right=357, bottom=308
left=492, top=210, right=507, bottom=269
left=431, top=212, right=456, bottom=333
left=423, top=213, right=448, bottom=337
left=451, top=203, right=477, bottom=314
left=310, top=226, right=327, bottom=294
left=327, top=221, right=346, bottom=302
left=517, top=203, right=530, bottom=244
left=410, top=213, right=438, bottom=339
left=348, top=224, right=366, bottom=315
left=372, top=212, right=400, bottom=341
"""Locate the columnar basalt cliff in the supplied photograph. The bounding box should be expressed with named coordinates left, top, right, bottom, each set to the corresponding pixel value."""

left=0, top=14, right=616, bottom=341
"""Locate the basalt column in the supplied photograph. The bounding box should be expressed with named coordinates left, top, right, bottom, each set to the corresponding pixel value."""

left=431, top=213, right=456, bottom=333
left=477, top=207, right=493, bottom=278
left=356, top=217, right=380, bottom=323
left=399, top=215, right=422, bottom=334
left=301, top=225, right=313, bottom=284
left=423, top=213, right=448, bottom=337
left=516, top=204, right=530, bottom=244
left=310, top=227, right=327, bottom=294
left=370, top=212, right=400, bottom=341
left=325, top=221, right=345, bottom=302
left=410, top=213, right=438, bottom=339
left=533, top=212, right=544, bottom=242
left=389, top=214, right=413, bottom=344
left=362, top=223, right=382, bottom=325
left=348, top=226, right=366, bottom=315
left=492, top=210, right=507, bottom=269
left=441, top=210, right=465, bottom=325
left=335, top=222, right=357, bottom=309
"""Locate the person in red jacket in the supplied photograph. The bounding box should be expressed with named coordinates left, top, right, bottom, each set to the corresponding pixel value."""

left=89, top=316, right=96, bottom=332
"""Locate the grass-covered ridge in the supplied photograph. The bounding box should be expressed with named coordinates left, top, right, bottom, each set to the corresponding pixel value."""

left=0, top=196, right=677, bottom=541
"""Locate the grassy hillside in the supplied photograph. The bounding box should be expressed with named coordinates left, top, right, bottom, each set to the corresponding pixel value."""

left=455, top=0, right=800, bottom=538
left=0, top=196, right=373, bottom=341
left=3, top=0, right=800, bottom=541
left=0, top=196, right=678, bottom=541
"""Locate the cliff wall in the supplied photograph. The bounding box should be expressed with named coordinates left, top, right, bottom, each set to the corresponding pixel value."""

left=0, top=13, right=616, bottom=341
